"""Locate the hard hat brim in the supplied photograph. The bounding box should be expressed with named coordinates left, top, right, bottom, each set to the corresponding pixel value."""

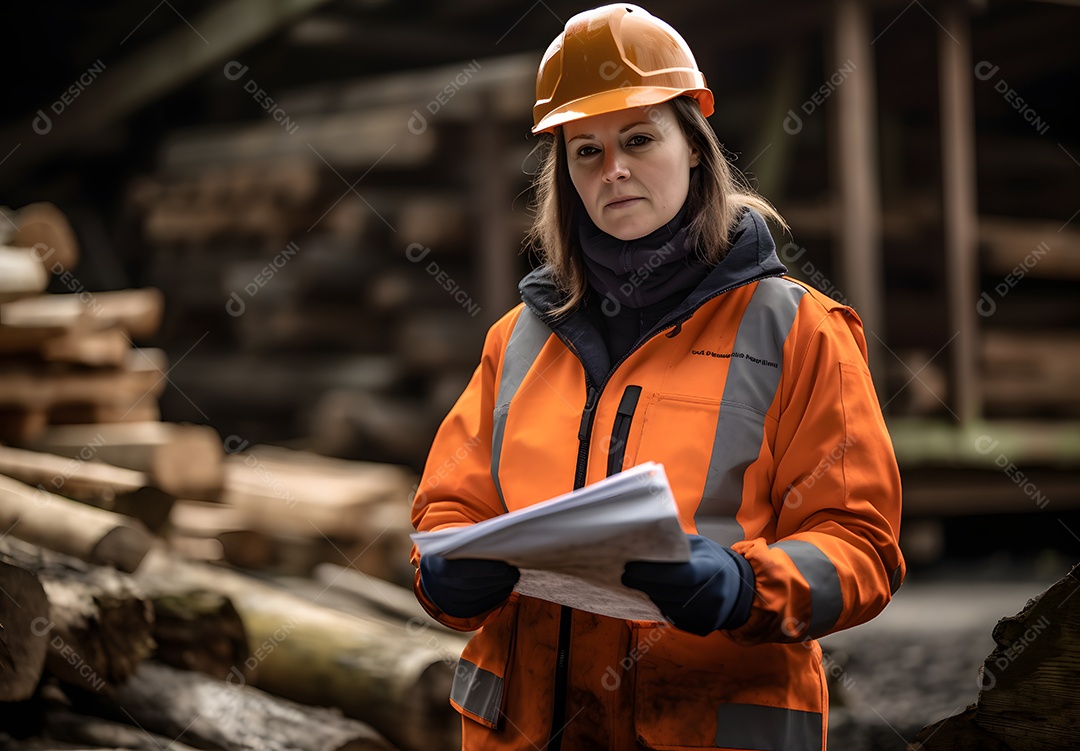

left=532, top=86, right=715, bottom=135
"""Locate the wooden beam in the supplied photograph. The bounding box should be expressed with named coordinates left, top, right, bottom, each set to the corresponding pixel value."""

left=939, top=2, right=981, bottom=424
left=0, top=0, right=336, bottom=178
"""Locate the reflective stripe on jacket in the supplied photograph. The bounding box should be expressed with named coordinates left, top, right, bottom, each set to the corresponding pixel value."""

left=411, top=209, right=905, bottom=750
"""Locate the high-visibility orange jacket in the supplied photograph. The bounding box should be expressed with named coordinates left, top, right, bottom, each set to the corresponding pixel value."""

left=411, top=209, right=904, bottom=751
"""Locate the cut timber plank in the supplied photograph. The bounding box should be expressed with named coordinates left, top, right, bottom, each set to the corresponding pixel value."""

left=0, top=246, right=49, bottom=300
left=30, top=422, right=224, bottom=501
left=11, top=202, right=79, bottom=274
left=980, top=216, right=1080, bottom=279
left=0, top=288, right=165, bottom=339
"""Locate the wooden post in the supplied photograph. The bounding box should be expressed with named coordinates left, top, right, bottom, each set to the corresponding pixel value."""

left=476, top=91, right=517, bottom=323
left=833, top=0, right=885, bottom=371
left=939, top=3, right=981, bottom=424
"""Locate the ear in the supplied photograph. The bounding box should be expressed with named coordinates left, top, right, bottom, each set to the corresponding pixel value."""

left=689, top=146, right=701, bottom=168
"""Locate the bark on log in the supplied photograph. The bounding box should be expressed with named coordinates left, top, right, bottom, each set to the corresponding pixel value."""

left=149, top=589, right=248, bottom=680
left=0, top=538, right=154, bottom=694
left=105, top=661, right=395, bottom=751
left=29, top=422, right=224, bottom=501
left=135, top=548, right=462, bottom=751
left=912, top=563, right=1080, bottom=750
left=0, top=559, right=50, bottom=701
left=0, top=475, right=153, bottom=573
left=40, top=706, right=203, bottom=750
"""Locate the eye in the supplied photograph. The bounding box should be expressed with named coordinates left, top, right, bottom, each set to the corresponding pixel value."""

left=575, top=144, right=600, bottom=157
left=626, top=134, right=652, bottom=147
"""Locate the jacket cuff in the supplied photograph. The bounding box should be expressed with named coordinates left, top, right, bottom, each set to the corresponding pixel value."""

left=721, top=549, right=756, bottom=631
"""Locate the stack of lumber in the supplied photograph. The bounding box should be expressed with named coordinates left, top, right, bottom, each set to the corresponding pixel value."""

left=168, top=444, right=417, bottom=585
left=0, top=202, right=170, bottom=444
left=0, top=450, right=463, bottom=751
left=125, top=57, right=539, bottom=469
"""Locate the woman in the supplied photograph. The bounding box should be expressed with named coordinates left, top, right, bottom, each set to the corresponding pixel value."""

left=411, top=5, right=904, bottom=750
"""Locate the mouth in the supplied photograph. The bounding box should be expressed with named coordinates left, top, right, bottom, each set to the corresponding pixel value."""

left=605, top=196, right=644, bottom=209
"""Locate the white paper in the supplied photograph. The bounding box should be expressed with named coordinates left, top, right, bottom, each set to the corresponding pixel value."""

left=411, top=462, right=690, bottom=621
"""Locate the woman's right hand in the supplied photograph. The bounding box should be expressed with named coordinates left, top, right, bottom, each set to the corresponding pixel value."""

left=419, top=554, right=520, bottom=618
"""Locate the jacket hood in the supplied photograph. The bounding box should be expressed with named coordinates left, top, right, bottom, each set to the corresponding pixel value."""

left=520, top=207, right=786, bottom=324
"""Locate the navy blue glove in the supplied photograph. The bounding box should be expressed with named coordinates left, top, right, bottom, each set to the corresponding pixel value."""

left=622, top=535, right=755, bottom=636
left=419, top=554, right=520, bottom=619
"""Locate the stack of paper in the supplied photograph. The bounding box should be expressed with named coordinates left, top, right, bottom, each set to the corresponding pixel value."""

left=411, top=462, right=689, bottom=621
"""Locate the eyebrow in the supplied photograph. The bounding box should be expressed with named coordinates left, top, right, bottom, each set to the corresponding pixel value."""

left=566, top=121, right=654, bottom=144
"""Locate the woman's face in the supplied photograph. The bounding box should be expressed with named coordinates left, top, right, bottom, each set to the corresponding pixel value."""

left=564, top=103, right=699, bottom=241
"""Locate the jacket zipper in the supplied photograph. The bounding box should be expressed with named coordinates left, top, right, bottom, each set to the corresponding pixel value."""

left=549, top=384, right=599, bottom=750
left=543, top=276, right=767, bottom=747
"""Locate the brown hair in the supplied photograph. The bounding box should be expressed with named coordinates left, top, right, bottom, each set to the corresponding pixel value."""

left=525, top=96, right=787, bottom=317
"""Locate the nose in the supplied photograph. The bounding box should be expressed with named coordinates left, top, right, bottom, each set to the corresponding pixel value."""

left=601, top=150, right=629, bottom=182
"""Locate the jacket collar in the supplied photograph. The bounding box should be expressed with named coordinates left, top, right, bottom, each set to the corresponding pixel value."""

left=518, top=207, right=787, bottom=385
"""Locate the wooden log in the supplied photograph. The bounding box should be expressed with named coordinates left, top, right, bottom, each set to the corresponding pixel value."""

left=313, top=562, right=460, bottom=634
left=40, top=706, right=203, bottom=751
left=135, top=548, right=462, bottom=751
left=0, top=246, right=49, bottom=300
left=0, top=475, right=153, bottom=573
left=912, top=563, right=1080, bottom=750
left=0, top=444, right=176, bottom=534
left=30, top=422, right=224, bottom=501
left=0, top=538, right=154, bottom=694
left=149, top=589, right=248, bottom=680
left=0, top=288, right=165, bottom=340
left=0, top=558, right=50, bottom=701
left=11, top=202, right=79, bottom=275
left=103, top=661, right=395, bottom=751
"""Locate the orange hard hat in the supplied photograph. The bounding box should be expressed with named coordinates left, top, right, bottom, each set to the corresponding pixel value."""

left=532, top=4, right=714, bottom=135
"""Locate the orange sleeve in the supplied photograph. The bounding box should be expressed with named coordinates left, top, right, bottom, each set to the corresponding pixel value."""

left=409, top=307, right=521, bottom=631
left=731, top=301, right=905, bottom=644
